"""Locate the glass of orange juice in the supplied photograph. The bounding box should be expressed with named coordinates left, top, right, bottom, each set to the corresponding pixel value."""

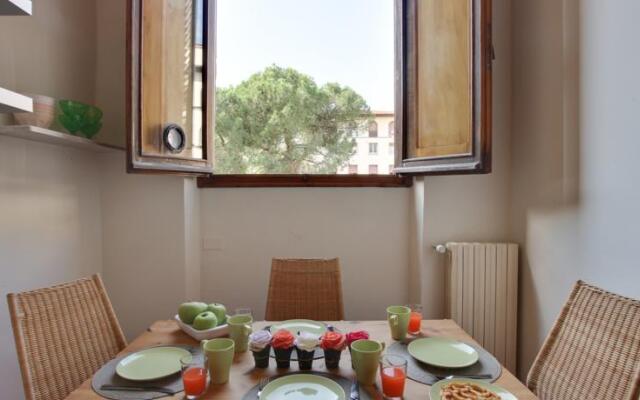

left=380, top=355, right=408, bottom=398
left=181, top=354, right=208, bottom=399
left=406, top=304, right=423, bottom=335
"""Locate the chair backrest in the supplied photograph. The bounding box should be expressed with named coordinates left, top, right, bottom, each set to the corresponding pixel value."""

left=265, top=258, right=345, bottom=321
left=7, top=274, right=127, bottom=400
left=527, top=280, right=640, bottom=400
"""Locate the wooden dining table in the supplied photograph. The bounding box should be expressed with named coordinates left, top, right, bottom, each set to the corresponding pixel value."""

left=65, top=319, right=537, bottom=399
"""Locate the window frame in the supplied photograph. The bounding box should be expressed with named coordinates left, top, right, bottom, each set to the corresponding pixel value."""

left=197, top=174, right=412, bottom=188
left=191, top=0, right=492, bottom=187
left=196, top=0, right=409, bottom=188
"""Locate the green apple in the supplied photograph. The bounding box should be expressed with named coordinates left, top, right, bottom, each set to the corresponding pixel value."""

left=178, top=301, right=208, bottom=324
left=207, top=303, right=227, bottom=325
left=192, top=311, right=218, bottom=330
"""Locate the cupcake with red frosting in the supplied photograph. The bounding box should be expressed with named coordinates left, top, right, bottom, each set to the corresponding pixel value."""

left=272, top=330, right=295, bottom=368
left=320, top=331, right=347, bottom=369
left=346, top=331, right=370, bottom=368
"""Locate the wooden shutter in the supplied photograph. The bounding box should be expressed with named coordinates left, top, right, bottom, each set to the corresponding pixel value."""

left=395, top=0, right=492, bottom=175
left=127, top=0, right=215, bottom=174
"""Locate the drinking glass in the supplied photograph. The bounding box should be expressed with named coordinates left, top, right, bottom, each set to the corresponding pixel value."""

left=234, top=307, right=253, bottom=317
left=181, top=354, right=208, bottom=399
left=379, top=355, right=407, bottom=399
left=406, top=304, right=423, bottom=335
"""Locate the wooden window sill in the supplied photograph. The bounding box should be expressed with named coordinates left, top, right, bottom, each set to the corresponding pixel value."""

left=197, top=174, right=413, bottom=188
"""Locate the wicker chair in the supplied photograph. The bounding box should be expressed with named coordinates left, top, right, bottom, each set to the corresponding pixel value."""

left=7, top=274, right=127, bottom=400
left=527, top=280, right=640, bottom=400
left=265, top=258, right=345, bottom=321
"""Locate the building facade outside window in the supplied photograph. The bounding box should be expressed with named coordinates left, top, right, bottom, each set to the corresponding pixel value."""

left=368, top=164, right=378, bottom=174
left=388, top=121, right=394, bottom=137
left=348, top=164, right=358, bottom=174
left=337, top=112, right=395, bottom=175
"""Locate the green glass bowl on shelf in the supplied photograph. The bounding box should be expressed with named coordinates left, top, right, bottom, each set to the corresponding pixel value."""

left=57, top=100, right=103, bottom=138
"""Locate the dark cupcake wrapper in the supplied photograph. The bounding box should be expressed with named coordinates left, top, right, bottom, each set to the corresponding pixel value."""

left=251, top=345, right=271, bottom=368
left=323, top=348, right=342, bottom=369
left=273, top=346, right=294, bottom=368
left=296, top=348, right=315, bottom=370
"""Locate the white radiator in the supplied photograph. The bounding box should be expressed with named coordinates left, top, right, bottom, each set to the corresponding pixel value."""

left=444, top=242, right=519, bottom=373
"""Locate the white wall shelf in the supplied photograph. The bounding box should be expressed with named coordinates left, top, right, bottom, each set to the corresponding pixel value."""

left=0, top=125, right=122, bottom=153
left=0, top=87, right=33, bottom=113
left=0, top=0, right=32, bottom=15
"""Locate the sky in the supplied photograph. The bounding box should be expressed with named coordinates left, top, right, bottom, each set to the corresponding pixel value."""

left=214, top=0, right=395, bottom=112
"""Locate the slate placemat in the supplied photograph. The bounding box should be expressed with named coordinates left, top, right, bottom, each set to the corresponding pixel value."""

left=92, top=345, right=201, bottom=400
left=241, top=371, right=377, bottom=400
left=386, top=339, right=501, bottom=386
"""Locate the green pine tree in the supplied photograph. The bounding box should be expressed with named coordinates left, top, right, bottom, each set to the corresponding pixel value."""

left=215, top=65, right=372, bottom=174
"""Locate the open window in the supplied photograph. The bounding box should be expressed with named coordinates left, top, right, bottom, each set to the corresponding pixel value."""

left=394, top=0, right=492, bottom=175
left=127, top=0, right=492, bottom=182
left=127, top=0, right=215, bottom=174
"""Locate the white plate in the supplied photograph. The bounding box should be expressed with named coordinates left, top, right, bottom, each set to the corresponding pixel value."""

left=269, top=320, right=327, bottom=336
left=174, top=314, right=230, bottom=341
left=430, top=378, right=517, bottom=400
left=408, top=337, right=479, bottom=368
left=116, top=346, right=191, bottom=381
left=260, top=374, right=345, bottom=400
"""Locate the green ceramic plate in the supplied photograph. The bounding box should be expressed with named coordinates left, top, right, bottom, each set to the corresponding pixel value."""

left=408, top=337, right=479, bottom=368
left=115, top=347, right=191, bottom=381
left=269, top=320, right=327, bottom=336
left=260, top=374, right=345, bottom=400
left=430, top=378, right=517, bottom=400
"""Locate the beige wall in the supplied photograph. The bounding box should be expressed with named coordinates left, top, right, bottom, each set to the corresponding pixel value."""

left=0, top=2, right=102, bottom=398
left=0, top=137, right=105, bottom=400
left=99, top=152, right=201, bottom=338
left=94, top=0, right=127, bottom=148
left=0, top=0, right=97, bottom=114
left=200, top=188, right=412, bottom=320
left=511, top=0, right=640, bottom=378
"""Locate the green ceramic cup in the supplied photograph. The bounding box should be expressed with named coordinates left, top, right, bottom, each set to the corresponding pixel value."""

left=227, top=315, right=253, bottom=353
left=351, top=339, right=386, bottom=386
left=201, top=338, right=235, bottom=384
left=387, top=305, right=411, bottom=341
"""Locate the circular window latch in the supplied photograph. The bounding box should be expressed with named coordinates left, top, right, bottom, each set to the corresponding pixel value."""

left=162, top=123, right=186, bottom=154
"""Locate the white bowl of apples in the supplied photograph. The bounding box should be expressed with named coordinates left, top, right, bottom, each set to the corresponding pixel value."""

left=176, top=302, right=230, bottom=341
